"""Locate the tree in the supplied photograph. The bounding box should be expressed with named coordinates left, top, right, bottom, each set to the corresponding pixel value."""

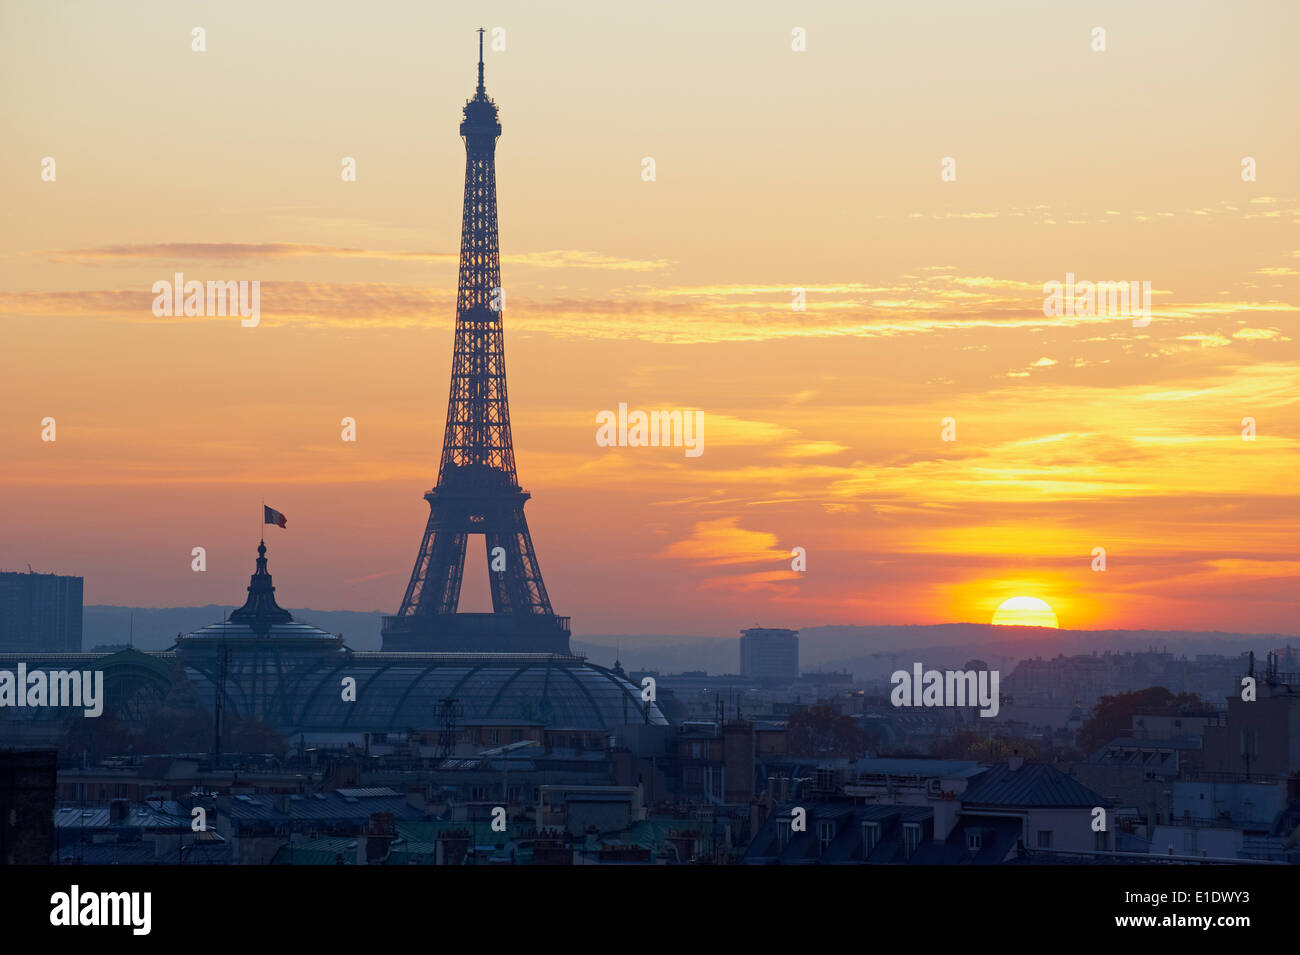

left=131, top=666, right=214, bottom=753
left=932, top=732, right=1041, bottom=763
left=1076, top=687, right=1209, bottom=755
left=225, top=717, right=290, bottom=757
left=60, top=710, right=134, bottom=763
left=786, top=705, right=866, bottom=758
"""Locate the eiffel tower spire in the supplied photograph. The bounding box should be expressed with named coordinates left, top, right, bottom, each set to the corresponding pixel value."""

left=476, top=26, right=486, bottom=98
left=383, top=33, right=568, bottom=653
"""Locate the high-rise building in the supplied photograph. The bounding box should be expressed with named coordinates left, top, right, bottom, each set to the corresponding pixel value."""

left=739, top=627, right=799, bottom=680
left=0, top=570, right=83, bottom=652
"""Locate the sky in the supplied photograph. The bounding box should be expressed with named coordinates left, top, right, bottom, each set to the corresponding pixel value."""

left=1, top=1, right=1298, bottom=638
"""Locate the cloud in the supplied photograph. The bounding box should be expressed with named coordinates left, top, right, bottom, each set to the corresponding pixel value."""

left=783, top=441, right=848, bottom=458
left=34, top=242, right=670, bottom=272
left=657, top=517, right=788, bottom=567
left=1232, top=327, right=1290, bottom=341
left=2, top=268, right=1295, bottom=346
left=695, top=569, right=802, bottom=595
left=38, top=242, right=451, bottom=265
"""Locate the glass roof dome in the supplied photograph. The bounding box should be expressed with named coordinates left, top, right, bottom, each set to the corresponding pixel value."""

left=174, top=542, right=667, bottom=733
left=183, top=653, right=666, bottom=733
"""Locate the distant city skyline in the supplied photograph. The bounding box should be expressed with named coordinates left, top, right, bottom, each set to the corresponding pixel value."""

left=2, top=2, right=1299, bottom=638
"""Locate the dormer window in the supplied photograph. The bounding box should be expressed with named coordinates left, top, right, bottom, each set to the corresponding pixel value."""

left=862, top=822, right=880, bottom=856
left=818, top=821, right=836, bottom=851
left=903, top=823, right=921, bottom=858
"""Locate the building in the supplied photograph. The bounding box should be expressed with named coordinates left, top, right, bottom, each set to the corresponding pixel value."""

left=743, top=756, right=1114, bottom=864
left=0, top=540, right=667, bottom=753
left=53, top=798, right=229, bottom=865
left=175, top=542, right=668, bottom=741
left=1004, top=649, right=1246, bottom=710
left=739, top=628, right=799, bottom=680
left=1203, top=651, right=1300, bottom=778
left=0, top=749, right=57, bottom=864
left=0, top=569, right=82, bottom=652
left=744, top=800, right=936, bottom=865
left=952, top=758, right=1112, bottom=857
left=0, top=540, right=665, bottom=748
left=1148, top=776, right=1300, bottom=863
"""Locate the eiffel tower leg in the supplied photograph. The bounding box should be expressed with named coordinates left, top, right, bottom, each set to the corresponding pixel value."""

left=397, top=502, right=468, bottom=618
left=485, top=505, right=553, bottom=617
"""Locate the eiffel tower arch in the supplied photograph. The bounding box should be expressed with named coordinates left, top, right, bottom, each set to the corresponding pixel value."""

left=382, top=32, right=569, bottom=653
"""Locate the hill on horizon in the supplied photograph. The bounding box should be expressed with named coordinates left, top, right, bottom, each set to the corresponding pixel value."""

left=84, top=606, right=1298, bottom=675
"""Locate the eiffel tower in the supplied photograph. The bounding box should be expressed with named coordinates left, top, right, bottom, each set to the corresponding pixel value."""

left=382, top=31, right=569, bottom=653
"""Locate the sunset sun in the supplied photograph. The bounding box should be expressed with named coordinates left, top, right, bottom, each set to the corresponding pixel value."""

left=992, top=596, right=1060, bottom=629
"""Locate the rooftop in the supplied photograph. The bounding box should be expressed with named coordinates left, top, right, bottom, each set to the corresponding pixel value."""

left=961, top=762, right=1107, bottom=809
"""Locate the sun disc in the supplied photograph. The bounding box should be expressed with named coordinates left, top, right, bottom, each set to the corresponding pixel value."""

left=992, top=596, right=1059, bottom=628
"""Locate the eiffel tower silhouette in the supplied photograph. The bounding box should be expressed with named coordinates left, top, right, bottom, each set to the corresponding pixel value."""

left=382, top=30, right=569, bottom=653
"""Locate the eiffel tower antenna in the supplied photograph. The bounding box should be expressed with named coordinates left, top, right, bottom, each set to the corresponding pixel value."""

left=476, top=27, right=486, bottom=96
left=383, top=33, right=567, bottom=654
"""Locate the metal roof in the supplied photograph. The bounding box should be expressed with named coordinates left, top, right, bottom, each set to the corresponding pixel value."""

left=54, top=840, right=232, bottom=865
left=335, top=787, right=401, bottom=799
left=564, top=794, right=633, bottom=803
left=221, top=790, right=425, bottom=823
left=960, top=762, right=1106, bottom=808
left=271, top=838, right=357, bottom=865
left=54, top=801, right=190, bottom=830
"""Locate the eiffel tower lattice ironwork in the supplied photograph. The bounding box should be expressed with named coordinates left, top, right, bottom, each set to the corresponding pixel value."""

left=383, top=30, right=568, bottom=653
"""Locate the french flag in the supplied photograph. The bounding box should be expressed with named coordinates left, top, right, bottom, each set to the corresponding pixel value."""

left=263, top=505, right=287, bottom=528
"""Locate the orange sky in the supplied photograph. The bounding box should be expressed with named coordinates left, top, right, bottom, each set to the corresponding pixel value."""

left=2, top=2, right=1298, bottom=637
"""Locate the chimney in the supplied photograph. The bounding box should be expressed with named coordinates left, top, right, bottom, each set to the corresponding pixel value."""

left=436, top=829, right=471, bottom=866
left=109, top=798, right=130, bottom=823
left=1007, top=753, right=1024, bottom=772
left=359, top=812, right=396, bottom=865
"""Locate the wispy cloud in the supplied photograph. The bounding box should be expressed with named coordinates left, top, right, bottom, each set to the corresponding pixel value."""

left=657, top=517, right=789, bottom=567
left=33, top=242, right=670, bottom=272
left=2, top=270, right=1295, bottom=347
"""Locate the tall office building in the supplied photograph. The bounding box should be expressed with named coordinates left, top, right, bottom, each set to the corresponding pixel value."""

left=0, top=570, right=83, bottom=653
left=739, top=627, right=799, bottom=680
